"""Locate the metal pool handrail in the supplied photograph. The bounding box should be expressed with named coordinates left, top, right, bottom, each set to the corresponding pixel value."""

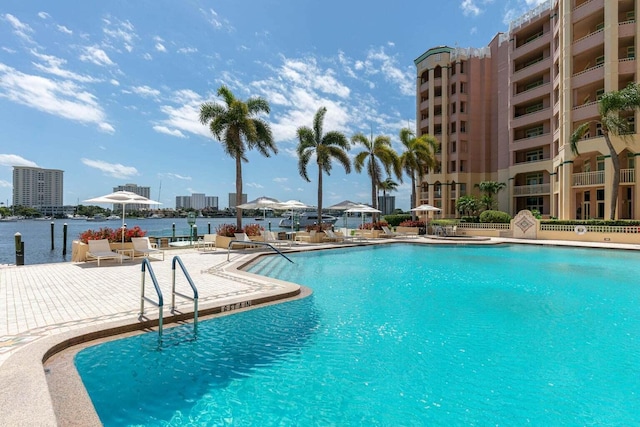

left=139, top=258, right=164, bottom=338
left=171, top=256, right=199, bottom=333
left=227, top=240, right=294, bottom=263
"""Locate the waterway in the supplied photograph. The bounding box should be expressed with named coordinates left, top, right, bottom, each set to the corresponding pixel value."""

left=0, top=215, right=362, bottom=265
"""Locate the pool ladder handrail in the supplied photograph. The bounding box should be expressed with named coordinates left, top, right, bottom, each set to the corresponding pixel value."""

left=171, top=255, right=199, bottom=332
left=226, top=240, right=294, bottom=263
left=139, top=258, right=164, bottom=337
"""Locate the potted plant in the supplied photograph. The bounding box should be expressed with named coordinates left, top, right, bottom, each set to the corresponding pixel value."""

left=215, top=223, right=238, bottom=248
left=244, top=223, right=265, bottom=241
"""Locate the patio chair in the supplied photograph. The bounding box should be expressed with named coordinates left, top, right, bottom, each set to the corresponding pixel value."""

left=232, top=233, right=261, bottom=249
left=195, top=234, right=217, bottom=251
left=86, top=239, right=125, bottom=266
left=381, top=226, right=398, bottom=238
left=264, top=230, right=291, bottom=248
left=322, top=229, right=345, bottom=243
left=131, top=237, right=165, bottom=260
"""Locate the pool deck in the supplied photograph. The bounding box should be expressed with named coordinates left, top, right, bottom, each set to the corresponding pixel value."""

left=2, top=236, right=640, bottom=426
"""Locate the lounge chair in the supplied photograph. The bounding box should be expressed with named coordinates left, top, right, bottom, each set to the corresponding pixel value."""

left=195, top=234, right=216, bottom=251
left=322, top=229, right=345, bottom=242
left=264, top=230, right=291, bottom=247
left=131, top=237, right=165, bottom=260
left=295, top=230, right=316, bottom=243
left=86, top=239, right=125, bottom=266
left=381, top=226, right=398, bottom=238
left=232, top=233, right=260, bottom=249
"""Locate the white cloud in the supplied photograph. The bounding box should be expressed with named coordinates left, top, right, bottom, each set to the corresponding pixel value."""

left=81, top=158, right=138, bottom=179
left=201, top=8, right=234, bottom=32
left=273, top=177, right=288, bottom=183
left=57, top=25, right=72, bottom=35
left=80, top=46, right=115, bottom=67
left=359, top=47, right=414, bottom=96
left=153, top=125, right=186, bottom=138
left=142, top=53, right=152, bottom=60
left=98, top=123, right=115, bottom=134
left=177, top=47, right=198, bottom=54
left=0, top=63, right=114, bottom=133
left=31, top=50, right=99, bottom=83
left=246, top=182, right=264, bottom=189
left=102, top=18, right=137, bottom=52
left=461, top=0, right=481, bottom=16
left=164, top=172, right=191, bottom=180
left=110, top=79, right=120, bottom=86
left=131, top=85, right=160, bottom=98
left=0, top=154, right=39, bottom=167
left=0, top=180, right=11, bottom=188
left=3, top=13, right=34, bottom=43
left=37, top=12, right=50, bottom=20
left=155, top=43, right=166, bottom=52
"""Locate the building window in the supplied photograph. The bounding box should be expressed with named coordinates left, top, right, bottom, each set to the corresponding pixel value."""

left=526, top=173, right=543, bottom=185
left=595, top=55, right=605, bottom=65
left=595, top=22, right=604, bottom=31
left=525, top=102, right=544, bottom=114
left=597, top=157, right=605, bottom=171
left=460, top=61, right=465, bottom=74
left=451, top=161, right=456, bottom=172
left=526, top=125, right=544, bottom=138
left=460, top=82, right=467, bottom=93
left=460, top=101, right=466, bottom=113
left=452, top=141, right=457, bottom=153
left=451, top=122, right=457, bottom=133
left=526, top=149, right=543, bottom=162
left=628, top=46, right=635, bottom=59
left=451, top=83, right=456, bottom=95
left=526, top=197, right=543, bottom=212
left=460, top=160, right=466, bottom=172
left=596, top=122, right=603, bottom=136
left=452, top=102, right=456, bottom=114
left=596, top=88, right=604, bottom=100
left=460, top=121, right=467, bottom=133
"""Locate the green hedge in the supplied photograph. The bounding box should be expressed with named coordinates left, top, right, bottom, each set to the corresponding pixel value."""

left=479, top=210, right=512, bottom=223
left=383, top=214, right=412, bottom=227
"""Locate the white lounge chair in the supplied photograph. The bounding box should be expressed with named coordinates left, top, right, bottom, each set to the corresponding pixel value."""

left=381, top=226, right=398, bottom=238
left=86, top=239, right=125, bottom=266
left=232, top=233, right=260, bottom=249
left=131, top=237, right=164, bottom=260
left=322, top=229, right=345, bottom=242
left=264, top=230, right=290, bottom=247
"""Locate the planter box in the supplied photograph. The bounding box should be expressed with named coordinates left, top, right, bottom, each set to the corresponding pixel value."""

left=216, top=235, right=235, bottom=249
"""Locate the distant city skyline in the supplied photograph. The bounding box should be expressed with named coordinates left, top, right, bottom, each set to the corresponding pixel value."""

left=0, top=1, right=548, bottom=210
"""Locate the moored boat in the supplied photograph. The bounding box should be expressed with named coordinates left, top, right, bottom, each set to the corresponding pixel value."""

left=279, top=211, right=338, bottom=228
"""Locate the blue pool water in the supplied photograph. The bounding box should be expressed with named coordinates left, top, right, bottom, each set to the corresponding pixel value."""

left=75, top=244, right=640, bottom=426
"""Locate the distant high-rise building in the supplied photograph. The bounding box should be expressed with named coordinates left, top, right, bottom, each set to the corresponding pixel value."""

left=228, top=193, right=247, bottom=209
left=378, top=195, right=396, bottom=215
left=13, top=166, right=64, bottom=214
left=175, top=194, right=218, bottom=210
left=191, top=193, right=205, bottom=210
left=175, top=196, right=191, bottom=209
left=113, top=183, right=152, bottom=211
left=205, top=196, right=219, bottom=210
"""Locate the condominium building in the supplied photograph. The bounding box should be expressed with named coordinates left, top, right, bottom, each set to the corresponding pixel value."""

left=13, top=166, right=64, bottom=211
left=113, top=183, right=152, bottom=212
left=175, top=194, right=219, bottom=210
left=228, top=193, right=247, bottom=209
left=415, top=0, right=638, bottom=220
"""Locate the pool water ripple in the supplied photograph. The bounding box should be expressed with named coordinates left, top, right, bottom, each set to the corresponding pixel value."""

left=76, top=244, right=640, bottom=426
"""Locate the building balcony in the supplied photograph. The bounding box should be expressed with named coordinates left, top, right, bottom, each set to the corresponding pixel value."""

left=512, top=31, right=552, bottom=61
left=513, top=56, right=552, bottom=81
left=420, top=81, right=429, bottom=94
left=621, top=168, right=635, bottom=183
left=619, top=57, right=636, bottom=75
left=572, top=0, right=605, bottom=24
left=513, top=183, right=550, bottom=196
left=571, top=64, right=604, bottom=88
left=571, top=101, right=599, bottom=122
left=572, top=29, right=604, bottom=56
left=618, top=19, right=636, bottom=38
left=513, top=132, right=553, bottom=150
left=572, top=170, right=604, bottom=186
left=512, top=82, right=551, bottom=105
left=511, top=107, right=552, bottom=129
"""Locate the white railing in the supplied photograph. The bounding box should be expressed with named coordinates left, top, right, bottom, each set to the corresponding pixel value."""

left=513, top=183, right=550, bottom=195
left=540, top=224, right=640, bottom=234
left=620, top=168, right=635, bottom=183
left=456, top=223, right=511, bottom=230
left=572, top=171, right=604, bottom=186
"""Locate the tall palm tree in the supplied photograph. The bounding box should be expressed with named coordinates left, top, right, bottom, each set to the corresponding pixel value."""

left=378, top=177, right=399, bottom=215
left=199, top=85, right=276, bottom=229
left=297, top=107, right=351, bottom=225
left=570, top=82, right=640, bottom=220
left=398, top=128, right=438, bottom=214
left=352, top=132, right=401, bottom=218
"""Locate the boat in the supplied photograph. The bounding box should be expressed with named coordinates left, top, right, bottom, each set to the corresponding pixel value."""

left=106, top=215, right=121, bottom=220
left=87, top=214, right=107, bottom=222
left=0, top=215, right=18, bottom=222
left=279, top=211, right=338, bottom=228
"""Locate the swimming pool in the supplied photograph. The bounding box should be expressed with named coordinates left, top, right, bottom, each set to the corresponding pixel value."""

left=75, top=244, right=640, bottom=425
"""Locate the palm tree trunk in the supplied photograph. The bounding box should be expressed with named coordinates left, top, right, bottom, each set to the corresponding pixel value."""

left=603, top=133, right=621, bottom=220
left=236, top=155, right=243, bottom=230
left=410, top=172, right=417, bottom=220
left=317, top=162, right=323, bottom=228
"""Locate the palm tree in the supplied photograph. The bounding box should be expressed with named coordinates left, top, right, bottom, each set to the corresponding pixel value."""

left=297, top=107, right=351, bottom=225
left=199, top=85, right=276, bottom=229
left=352, top=132, right=401, bottom=218
left=378, top=177, right=399, bottom=215
left=398, top=128, right=438, bottom=214
left=570, top=83, right=640, bottom=220
left=474, top=181, right=506, bottom=211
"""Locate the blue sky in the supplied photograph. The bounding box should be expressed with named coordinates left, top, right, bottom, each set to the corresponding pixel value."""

left=0, top=0, right=546, bottom=210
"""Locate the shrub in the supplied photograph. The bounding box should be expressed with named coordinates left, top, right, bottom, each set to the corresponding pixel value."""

left=359, top=221, right=388, bottom=230
left=243, top=223, right=264, bottom=236
left=398, top=220, right=425, bottom=228
left=215, top=223, right=238, bottom=237
left=79, top=226, right=145, bottom=243
left=479, top=210, right=511, bottom=223
left=384, top=214, right=411, bottom=227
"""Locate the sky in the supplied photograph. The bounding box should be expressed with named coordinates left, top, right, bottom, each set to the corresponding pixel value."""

left=0, top=0, right=548, bottom=210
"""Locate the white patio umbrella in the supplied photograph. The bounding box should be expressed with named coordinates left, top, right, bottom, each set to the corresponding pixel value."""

left=236, top=196, right=281, bottom=220
left=345, top=204, right=382, bottom=227
left=411, top=204, right=441, bottom=232
left=274, top=200, right=313, bottom=231
left=327, top=200, right=363, bottom=227
left=84, top=191, right=162, bottom=244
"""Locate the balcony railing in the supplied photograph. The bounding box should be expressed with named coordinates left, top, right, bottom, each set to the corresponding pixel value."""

left=513, top=183, right=550, bottom=196
left=572, top=171, right=604, bottom=186
left=620, top=168, right=635, bottom=183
